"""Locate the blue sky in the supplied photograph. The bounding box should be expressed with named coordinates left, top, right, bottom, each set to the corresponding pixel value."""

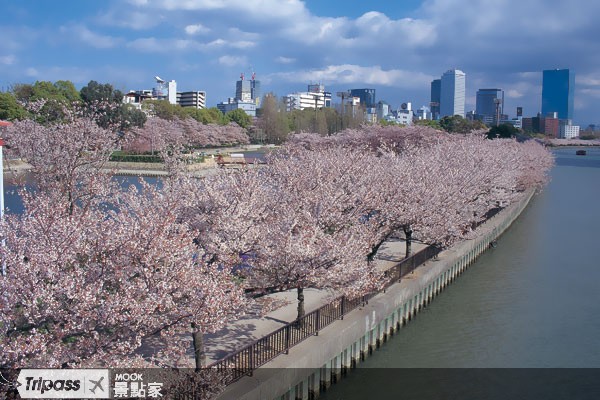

left=1, top=0, right=599, bottom=125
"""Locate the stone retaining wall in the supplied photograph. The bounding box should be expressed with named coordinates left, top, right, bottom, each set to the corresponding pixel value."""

left=217, top=190, right=536, bottom=400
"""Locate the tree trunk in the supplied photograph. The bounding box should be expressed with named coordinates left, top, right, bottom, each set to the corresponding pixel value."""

left=191, top=324, right=205, bottom=371
left=296, top=286, right=305, bottom=322
left=404, top=225, right=413, bottom=258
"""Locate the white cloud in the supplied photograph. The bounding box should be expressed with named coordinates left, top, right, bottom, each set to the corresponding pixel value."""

left=275, top=56, right=295, bottom=64
left=140, top=0, right=308, bottom=20
left=576, top=74, right=600, bottom=87
left=185, top=23, right=210, bottom=35
left=272, top=64, right=435, bottom=89
left=506, top=89, right=523, bottom=99
left=218, top=55, right=247, bottom=67
left=204, top=38, right=256, bottom=49
left=127, top=37, right=214, bottom=52
left=0, top=55, right=16, bottom=65
left=97, top=10, right=161, bottom=30
left=60, top=25, right=121, bottom=49
left=25, top=67, right=39, bottom=77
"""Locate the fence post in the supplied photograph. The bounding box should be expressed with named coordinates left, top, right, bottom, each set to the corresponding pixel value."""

left=248, top=346, right=254, bottom=374
left=340, top=296, right=345, bottom=320
left=315, top=309, right=320, bottom=336
left=285, top=325, right=291, bottom=354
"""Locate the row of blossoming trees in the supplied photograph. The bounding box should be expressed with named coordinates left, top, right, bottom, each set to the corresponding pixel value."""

left=0, top=111, right=553, bottom=371
left=123, top=116, right=249, bottom=154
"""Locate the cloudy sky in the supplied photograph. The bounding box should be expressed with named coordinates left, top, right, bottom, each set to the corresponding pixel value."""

left=1, top=0, right=598, bottom=125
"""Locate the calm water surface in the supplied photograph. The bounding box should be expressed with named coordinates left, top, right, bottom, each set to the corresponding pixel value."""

left=321, top=146, right=600, bottom=399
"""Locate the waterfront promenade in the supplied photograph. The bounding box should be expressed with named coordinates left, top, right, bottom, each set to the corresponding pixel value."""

left=202, top=238, right=427, bottom=364
left=215, top=190, right=535, bottom=400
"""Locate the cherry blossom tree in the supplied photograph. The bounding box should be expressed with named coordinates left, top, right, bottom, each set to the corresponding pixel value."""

left=1, top=107, right=249, bottom=369
left=285, top=126, right=553, bottom=256
left=124, top=117, right=250, bottom=154
left=3, top=104, right=121, bottom=214
left=0, top=178, right=247, bottom=369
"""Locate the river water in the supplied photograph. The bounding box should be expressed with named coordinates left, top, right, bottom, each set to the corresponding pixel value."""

left=321, top=147, right=600, bottom=399
left=3, top=148, right=599, bottom=397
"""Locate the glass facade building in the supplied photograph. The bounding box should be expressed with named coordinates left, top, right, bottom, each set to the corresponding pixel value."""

left=476, top=88, right=504, bottom=123
left=350, top=88, right=376, bottom=109
left=440, top=69, right=466, bottom=118
left=541, top=69, right=574, bottom=120
left=430, top=79, right=441, bottom=120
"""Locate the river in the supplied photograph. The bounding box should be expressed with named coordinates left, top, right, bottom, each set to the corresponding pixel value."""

left=321, top=146, right=600, bottom=399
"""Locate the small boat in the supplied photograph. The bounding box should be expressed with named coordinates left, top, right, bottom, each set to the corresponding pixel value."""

left=576, top=150, right=586, bottom=156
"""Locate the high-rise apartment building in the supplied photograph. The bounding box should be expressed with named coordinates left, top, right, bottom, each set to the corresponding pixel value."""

left=177, top=91, right=206, bottom=109
left=440, top=69, right=466, bottom=118
left=430, top=79, right=441, bottom=120
left=476, top=88, right=504, bottom=125
left=541, top=69, right=574, bottom=120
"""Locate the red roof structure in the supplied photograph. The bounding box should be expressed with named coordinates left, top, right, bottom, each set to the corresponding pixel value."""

left=0, top=120, right=13, bottom=127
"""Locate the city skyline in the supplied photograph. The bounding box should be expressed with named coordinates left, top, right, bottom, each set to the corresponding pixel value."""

left=0, top=0, right=599, bottom=125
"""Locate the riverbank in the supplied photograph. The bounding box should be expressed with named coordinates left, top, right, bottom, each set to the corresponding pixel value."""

left=2, top=144, right=274, bottom=178
left=216, top=189, right=535, bottom=400
left=546, top=138, right=600, bottom=147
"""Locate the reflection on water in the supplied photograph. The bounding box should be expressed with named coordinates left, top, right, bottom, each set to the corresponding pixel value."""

left=3, top=175, right=160, bottom=215
left=321, top=146, right=600, bottom=399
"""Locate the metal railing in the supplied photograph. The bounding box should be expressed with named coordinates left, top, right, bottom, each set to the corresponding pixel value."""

left=206, top=243, right=441, bottom=385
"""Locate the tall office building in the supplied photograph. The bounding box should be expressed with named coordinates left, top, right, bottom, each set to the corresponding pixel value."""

left=476, top=88, right=504, bottom=125
left=430, top=79, right=441, bottom=120
left=349, top=89, right=376, bottom=109
left=236, top=72, right=261, bottom=106
left=541, top=69, right=574, bottom=120
left=440, top=69, right=466, bottom=118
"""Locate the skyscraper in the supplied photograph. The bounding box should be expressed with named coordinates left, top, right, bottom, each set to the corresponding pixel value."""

left=349, top=88, right=376, bottom=109
left=440, top=69, right=466, bottom=118
left=476, top=88, right=504, bottom=124
left=541, top=69, right=574, bottom=120
left=236, top=72, right=261, bottom=106
left=430, top=79, right=441, bottom=120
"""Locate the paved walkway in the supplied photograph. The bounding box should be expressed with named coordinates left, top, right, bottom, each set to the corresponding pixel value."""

left=203, top=237, right=427, bottom=364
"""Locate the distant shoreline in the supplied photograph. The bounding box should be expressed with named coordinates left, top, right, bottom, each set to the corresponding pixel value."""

left=545, top=139, right=600, bottom=147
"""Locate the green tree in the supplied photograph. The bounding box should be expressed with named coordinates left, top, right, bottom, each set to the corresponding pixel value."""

left=258, top=93, right=290, bottom=144
left=414, top=119, right=442, bottom=130
left=142, top=99, right=191, bottom=121
left=487, top=123, right=519, bottom=139
left=439, top=115, right=486, bottom=133
left=54, top=80, right=81, bottom=103
left=11, top=83, right=35, bottom=102
left=9, top=81, right=81, bottom=124
left=80, top=80, right=123, bottom=103
left=0, top=92, right=28, bottom=121
left=225, top=108, right=252, bottom=129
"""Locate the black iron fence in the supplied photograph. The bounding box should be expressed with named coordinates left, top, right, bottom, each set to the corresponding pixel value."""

left=206, top=243, right=442, bottom=385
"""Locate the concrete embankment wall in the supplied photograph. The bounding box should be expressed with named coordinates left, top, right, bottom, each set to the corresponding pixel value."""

left=217, top=190, right=536, bottom=400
